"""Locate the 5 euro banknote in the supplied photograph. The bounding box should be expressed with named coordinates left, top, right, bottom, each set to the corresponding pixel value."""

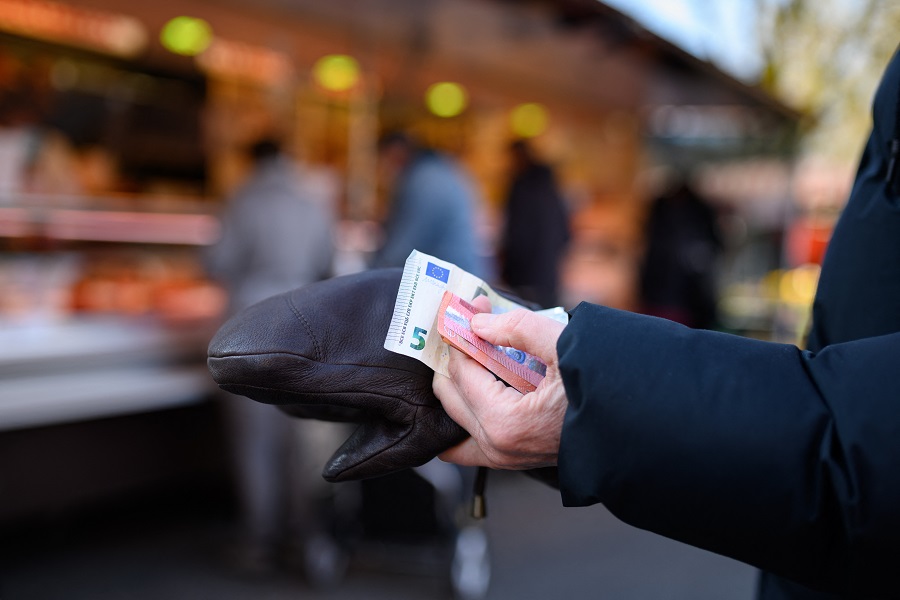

left=383, top=249, right=567, bottom=379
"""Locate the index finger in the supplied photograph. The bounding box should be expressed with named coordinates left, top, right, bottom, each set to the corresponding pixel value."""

left=471, top=309, right=565, bottom=364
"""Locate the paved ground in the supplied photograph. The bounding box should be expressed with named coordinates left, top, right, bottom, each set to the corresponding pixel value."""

left=1, top=470, right=757, bottom=600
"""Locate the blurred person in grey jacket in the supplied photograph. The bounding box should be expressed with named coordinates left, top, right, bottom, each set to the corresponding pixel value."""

left=208, top=138, right=334, bottom=312
left=206, top=138, right=342, bottom=578
left=371, top=131, right=488, bottom=279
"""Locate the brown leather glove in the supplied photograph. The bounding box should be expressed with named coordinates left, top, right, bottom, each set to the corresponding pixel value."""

left=207, top=268, right=468, bottom=482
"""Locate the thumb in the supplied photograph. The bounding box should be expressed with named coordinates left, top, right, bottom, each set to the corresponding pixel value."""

left=470, top=309, right=564, bottom=362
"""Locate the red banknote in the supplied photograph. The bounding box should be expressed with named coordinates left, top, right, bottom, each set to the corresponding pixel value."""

left=437, top=291, right=547, bottom=394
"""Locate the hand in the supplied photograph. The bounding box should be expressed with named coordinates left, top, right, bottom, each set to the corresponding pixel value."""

left=432, top=299, right=568, bottom=469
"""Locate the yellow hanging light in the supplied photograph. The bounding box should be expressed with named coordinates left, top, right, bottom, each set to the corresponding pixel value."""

left=510, top=102, right=549, bottom=138
left=313, top=54, right=360, bottom=92
left=160, top=16, right=213, bottom=57
left=426, top=82, right=468, bottom=118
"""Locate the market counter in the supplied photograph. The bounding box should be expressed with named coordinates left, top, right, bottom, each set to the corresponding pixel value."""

left=0, top=316, right=218, bottom=431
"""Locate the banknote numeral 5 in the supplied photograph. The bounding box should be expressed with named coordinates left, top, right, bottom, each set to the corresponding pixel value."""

left=410, top=327, right=428, bottom=351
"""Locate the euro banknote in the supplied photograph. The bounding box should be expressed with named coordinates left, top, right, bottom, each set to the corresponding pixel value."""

left=384, top=249, right=567, bottom=379
left=437, top=291, right=546, bottom=393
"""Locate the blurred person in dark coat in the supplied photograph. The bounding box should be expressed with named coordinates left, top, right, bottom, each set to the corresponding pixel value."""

left=499, top=140, right=571, bottom=308
left=432, top=49, right=900, bottom=600
left=206, top=138, right=341, bottom=577
left=638, top=180, right=722, bottom=329
left=371, top=131, right=488, bottom=278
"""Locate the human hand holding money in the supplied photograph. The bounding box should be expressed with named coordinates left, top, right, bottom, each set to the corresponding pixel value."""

left=437, top=292, right=546, bottom=393
left=384, top=250, right=566, bottom=379
left=432, top=296, right=569, bottom=470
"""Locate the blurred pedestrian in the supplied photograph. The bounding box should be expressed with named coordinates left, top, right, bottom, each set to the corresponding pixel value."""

left=206, top=137, right=342, bottom=577
left=207, top=138, right=335, bottom=311
left=0, top=88, right=39, bottom=197
left=638, top=179, right=722, bottom=329
left=371, top=131, right=488, bottom=278
left=0, top=85, right=80, bottom=198
left=499, top=139, right=571, bottom=308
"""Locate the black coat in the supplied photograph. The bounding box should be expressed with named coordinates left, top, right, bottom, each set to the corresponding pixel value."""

left=759, top=47, right=900, bottom=600
left=555, top=49, right=900, bottom=599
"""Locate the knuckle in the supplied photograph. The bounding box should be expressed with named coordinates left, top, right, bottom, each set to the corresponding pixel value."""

left=502, top=309, right=531, bottom=341
left=504, top=309, right=530, bottom=330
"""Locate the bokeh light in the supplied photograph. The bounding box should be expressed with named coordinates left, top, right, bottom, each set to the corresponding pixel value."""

left=510, top=102, right=548, bottom=137
left=160, top=16, right=213, bottom=57
left=425, top=82, right=467, bottom=118
left=778, top=264, right=820, bottom=306
left=313, top=54, right=360, bottom=92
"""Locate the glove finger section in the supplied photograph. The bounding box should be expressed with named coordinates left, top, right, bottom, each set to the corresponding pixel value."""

left=323, top=409, right=468, bottom=481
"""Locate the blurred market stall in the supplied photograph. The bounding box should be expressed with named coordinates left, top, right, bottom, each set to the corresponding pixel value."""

left=0, top=0, right=801, bottom=544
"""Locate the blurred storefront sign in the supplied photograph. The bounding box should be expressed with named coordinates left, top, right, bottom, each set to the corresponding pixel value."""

left=196, top=38, right=294, bottom=87
left=647, top=104, right=792, bottom=159
left=0, top=0, right=147, bottom=57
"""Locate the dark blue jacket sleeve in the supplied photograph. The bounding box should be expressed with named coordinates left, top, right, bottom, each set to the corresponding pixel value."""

left=556, top=303, right=900, bottom=597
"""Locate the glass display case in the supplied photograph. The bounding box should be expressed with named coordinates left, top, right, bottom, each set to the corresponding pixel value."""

left=0, top=192, right=225, bottom=431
